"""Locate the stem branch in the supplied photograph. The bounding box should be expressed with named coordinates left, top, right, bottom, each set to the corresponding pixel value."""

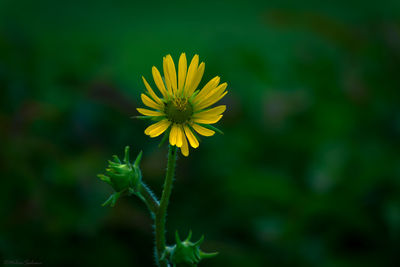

left=139, top=181, right=159, bottom=216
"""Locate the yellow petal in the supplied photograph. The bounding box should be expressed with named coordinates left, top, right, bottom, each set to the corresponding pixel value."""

left=187, top=62, right=205, bottom=97
left=195, top=82, right=227, bottom=111
left=195, top=81, right=226, bottom=103
left=142, top=76, right=163, bottom=105
left=149, top=121, right=171, bottom=137
left=141, top=94, right=162, bottom=110
left=196, top=91, right=228, bottom=111
left=184, top=54, right=199, bottom=96
left=163, top=57, right=172, bottom=94
left=178, top=53, right=187, bottom=94
left=194, top=105, right=226, bottom=118
left=183, top=125, right=199, bottom=148
left=166, top=55, right=177, bottom=94
left=196, top=82, right=227, bottom=102
left=193, top=115, right=223, bottom=124
left=193, top=76, right=220, bottom=103
left=169, top=124, right=179, bottom=146
left=192, top=123, right=215, bottom=137
left=144, top=119, right=169, bottom=134
left=137, top=108, right=164, bottom=117
left=175, top=126, right=183, bottom=147
left=152, top=66, right=168, bottom=98
left=145, top=119, right=171, bottom=137
left=181, top=133, right=189, bottom=157
left=144, top=122, right=158, bottom=135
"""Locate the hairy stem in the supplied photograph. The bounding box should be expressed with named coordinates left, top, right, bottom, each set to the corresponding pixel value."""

left=154, top=145, right=177, bottom=267
left=139, top=181, right=159, bottom=216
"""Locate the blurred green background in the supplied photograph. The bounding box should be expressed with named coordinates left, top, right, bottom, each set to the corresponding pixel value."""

left=1, top=0, right=400, bottom=266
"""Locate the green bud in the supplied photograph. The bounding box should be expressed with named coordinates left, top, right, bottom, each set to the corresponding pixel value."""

left=98, top=146, right=143, bottom=207
left=162, top=231, right=218, bottom=267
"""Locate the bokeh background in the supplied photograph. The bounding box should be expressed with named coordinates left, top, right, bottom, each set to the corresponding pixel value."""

left=1, top=0, right=400, bottom=266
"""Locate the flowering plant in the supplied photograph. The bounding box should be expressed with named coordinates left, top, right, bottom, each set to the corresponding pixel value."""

left=98, top=53, right=227, bottom=266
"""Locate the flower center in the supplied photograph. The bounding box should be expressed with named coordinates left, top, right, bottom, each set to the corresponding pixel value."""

left=165, top=98, right=193, bottom=124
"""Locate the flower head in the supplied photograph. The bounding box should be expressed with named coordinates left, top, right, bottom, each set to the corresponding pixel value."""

left=137, top=53, right=228, bottom=156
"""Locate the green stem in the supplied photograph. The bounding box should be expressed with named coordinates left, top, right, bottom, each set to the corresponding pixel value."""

left=139, top=181, right=159, bottom=216
left=155, top=145, right=177, bottom=267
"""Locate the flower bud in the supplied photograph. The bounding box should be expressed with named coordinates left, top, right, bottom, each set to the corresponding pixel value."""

left=161, top=231, right=218, bottom=267
left=98, top=146, right=143, bottom=207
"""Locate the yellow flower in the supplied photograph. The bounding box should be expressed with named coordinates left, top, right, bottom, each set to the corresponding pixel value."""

left=137, top=53, right=228, bottom=156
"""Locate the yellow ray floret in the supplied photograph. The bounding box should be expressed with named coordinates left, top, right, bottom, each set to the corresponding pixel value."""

left=184, top=55, right=199, bottom=96
left=193, top=76, right=220, bottom=103
left=145, top=119, right=171, bottom=137
left=152, top=66, right=168, bottom=98
left=191, top=123, right=215, bottom=137
left=183, top=125, right=199, bottom=148
left=141, top=94, right=162, bottom=110
left=166, top=55, right=177, bottom=93
left=193, top=115, right=223, bottom=124
left=194, top=105, right=226, bottom=118
left=142, top=76, right=163, bottom=105
left=178, top=53, right=187, bottom=93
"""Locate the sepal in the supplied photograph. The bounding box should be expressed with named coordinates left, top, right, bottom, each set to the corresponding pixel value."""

left=102, top=191, right=123, bottom=207
left=132, top=115, right=166, bottom=122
